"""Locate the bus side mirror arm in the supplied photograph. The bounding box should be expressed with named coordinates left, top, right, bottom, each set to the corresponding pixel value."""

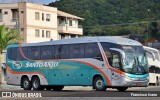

left=145, top=50, right=155, bottom=61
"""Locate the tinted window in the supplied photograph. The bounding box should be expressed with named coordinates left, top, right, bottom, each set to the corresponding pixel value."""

left=149, top=66, right=155, bottom=73
left=61, top=45, right=69, bottom=59
left=17, top=48, right=25, bottom=60
left=7, top=47, right=25, bottom=61
left=84, top=43, right=102, bottom=60
left=155, top=67, right=160, bottom=74
left=55, top=45, right=61, bottom=59
left=21, top=47, right=28, bottom=59
left=101, top=42, right=122, bottom=51
left=7, top=48, right=17, bottom=60
left=27, top=46, right=40, bottom=60
left=70, top=44, right=84, bottom=58
left=41, top=46, right=54, bottom=60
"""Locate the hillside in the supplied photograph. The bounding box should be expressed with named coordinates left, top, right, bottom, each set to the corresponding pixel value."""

left=48, top=0, right=160, bottom=42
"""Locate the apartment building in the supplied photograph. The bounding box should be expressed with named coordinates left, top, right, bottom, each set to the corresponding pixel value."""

left=0, top=2, right=83, bottom=43
left=0, top=2, right=83, bottom=83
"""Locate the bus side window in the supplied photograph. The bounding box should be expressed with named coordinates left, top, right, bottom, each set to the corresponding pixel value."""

left=69, top=44, right=84, bottom=58
left=55, top=45, right=61, bottom=59
left=155, top=67, right=160, bottom=74
left=84, top=43, right=102, bottom=60
left=61, top=45, right=69, bottom=59
left=7, top=48, right=17, bottom=60
left=149, top=66, right=155, bottom=73
left=40, top=46, right=54, bottom=60
left=27, top=46, right=40, bottom=60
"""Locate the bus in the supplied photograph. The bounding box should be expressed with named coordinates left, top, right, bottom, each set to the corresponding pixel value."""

left=6, top=36, right=149, bottom=91
left=143, top=46, right=160, bottom=85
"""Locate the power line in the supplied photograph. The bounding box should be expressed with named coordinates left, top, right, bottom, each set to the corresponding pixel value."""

left=83, top=20, right=160, bottom=28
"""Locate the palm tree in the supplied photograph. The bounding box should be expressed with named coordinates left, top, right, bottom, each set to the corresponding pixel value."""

left=0, top=25, right=22, bottom=83
left=0, top=25, right=22, bottom=60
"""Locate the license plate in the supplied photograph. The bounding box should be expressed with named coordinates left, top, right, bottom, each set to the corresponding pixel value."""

left=136, top=82, right=142, bottom=86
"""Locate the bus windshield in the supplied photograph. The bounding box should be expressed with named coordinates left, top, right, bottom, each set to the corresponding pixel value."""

left=122, top=46, right=148, bottom=74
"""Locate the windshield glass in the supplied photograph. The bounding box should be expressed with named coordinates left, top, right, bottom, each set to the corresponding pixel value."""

left=123, top=46, right=148, bottom=74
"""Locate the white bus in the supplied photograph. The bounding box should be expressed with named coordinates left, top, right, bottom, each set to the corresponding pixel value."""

left=6, top=37, right=149, bottom=91
left=144, top=46, right=160, bottom=85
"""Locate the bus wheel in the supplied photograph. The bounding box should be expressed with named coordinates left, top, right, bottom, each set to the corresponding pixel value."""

left=22, top=77, right=31, bottom=90
left=94, top=76, right=106, bottom=91
left=117, top=87, right=128, bottom=91
left=52, top=86, right=64, bottom=91
left=32, top=77, right=43, bottom=90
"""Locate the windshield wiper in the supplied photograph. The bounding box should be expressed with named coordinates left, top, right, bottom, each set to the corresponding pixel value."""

left=130, top=56, right=138, bottom=73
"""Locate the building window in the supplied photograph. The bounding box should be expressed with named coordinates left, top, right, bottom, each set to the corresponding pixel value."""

left=35, top=29, right=40, bottom=37
left=42, top=30, right=45, bottom=37
left=46, top=14, right=50, bottom=21
left=35, top=12, right=40, bottom=20
left=11, top=9, right=19, bottom=22
left=42, top=13, right=44, bottom=21
left=71, top=35, right=76, bottom=38
left=46, top=31, right=51, bottom=38
left=69, top=20, right=72, bottom=26
left=0, top=10, right=2, bottom=22
left=61, top=34, right=65, bottom=39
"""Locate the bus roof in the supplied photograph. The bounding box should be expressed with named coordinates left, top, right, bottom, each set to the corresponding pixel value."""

left=8, top=36, right=142, bottom=47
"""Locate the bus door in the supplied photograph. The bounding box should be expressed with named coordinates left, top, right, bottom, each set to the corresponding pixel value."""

left=109, top=49, right=123, bottom=86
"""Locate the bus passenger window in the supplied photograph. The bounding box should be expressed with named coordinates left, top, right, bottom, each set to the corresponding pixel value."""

left=149, top=66, right=155, bottom=73
left=7, top=48, right=17, bottom=60
left=84, top=43, right=102, bottom=60
left=40, top=46, right=54, bottom=60
left=70, top=44, right=84, bottom=58
left=27, top=47, right=40, bottom=60
left=55, top=45, right=61, bottom=59
left=61, top=45, right=69, bottom=59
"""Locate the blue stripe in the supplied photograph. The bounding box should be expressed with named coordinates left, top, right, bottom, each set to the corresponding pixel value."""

left=126, top=73, right=149, bottom=78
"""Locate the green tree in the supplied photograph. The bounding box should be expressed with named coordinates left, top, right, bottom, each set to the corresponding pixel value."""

left=0, top=25, right=22, bottom=60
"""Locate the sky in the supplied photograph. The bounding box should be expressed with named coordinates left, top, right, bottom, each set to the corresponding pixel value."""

left=0, top=0, right=56, bottom=4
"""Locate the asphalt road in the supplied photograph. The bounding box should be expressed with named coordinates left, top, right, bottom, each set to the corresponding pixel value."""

left=0, top=85, right=160, bottom=98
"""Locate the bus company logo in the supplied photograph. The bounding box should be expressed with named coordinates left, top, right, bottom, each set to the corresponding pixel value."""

left=12, top=61, right=22, bottom=69
left=128, top=41, right=135, bottom=45
left=25, top=61, right=60, bottom=69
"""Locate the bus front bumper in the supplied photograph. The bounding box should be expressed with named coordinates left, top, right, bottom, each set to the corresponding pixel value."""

left=122, top=76, right=149, bottom=87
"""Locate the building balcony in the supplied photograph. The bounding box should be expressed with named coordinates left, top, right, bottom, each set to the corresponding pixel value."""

left=58, top=24, right=83, bottom=35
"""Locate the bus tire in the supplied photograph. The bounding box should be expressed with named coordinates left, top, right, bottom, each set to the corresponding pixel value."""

left=22, top=77, right=31, bottom=90
left=93, top=76, right=106, bottom=91
left=52, top=86, right=64, bottom=91
left=32, top=77, right=44, bottom=90
left=117, top=87, right=128, bottom=91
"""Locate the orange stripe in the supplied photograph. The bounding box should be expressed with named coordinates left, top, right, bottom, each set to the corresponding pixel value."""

left=65, top=59, right=112, bottom=86
left=19, top=45, right=30, bottom=60
left=6, top=66, right=45, bottom=77
left=99, top=45, right=125, bottom=75
left=7, top=60, right=111, bottom=86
